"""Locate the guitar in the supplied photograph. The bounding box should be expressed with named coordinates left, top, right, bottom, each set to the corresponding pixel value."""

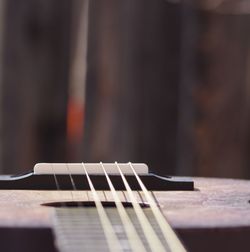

left=0, top=163, right=249, bottom=252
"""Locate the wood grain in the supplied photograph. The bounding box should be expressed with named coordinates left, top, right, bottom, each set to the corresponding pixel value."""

left=0, top=177, right=249, bottom=229
left=0, top=177, right=249, bottom=251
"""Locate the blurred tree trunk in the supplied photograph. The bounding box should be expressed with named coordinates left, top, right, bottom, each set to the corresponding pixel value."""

left=1, top=0, right=249, bottom=178
left=1, top=0, right=71, bottom=173
left=193, top=12, right=250, bottom=178
left=83, top=0, right=181, bottom=175
left=0, top=0, right=6, bottom=172
left=83, top=1, right=250, bottom=178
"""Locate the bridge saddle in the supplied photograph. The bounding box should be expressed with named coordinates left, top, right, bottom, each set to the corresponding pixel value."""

left=34, top=163, right=148, bottom=175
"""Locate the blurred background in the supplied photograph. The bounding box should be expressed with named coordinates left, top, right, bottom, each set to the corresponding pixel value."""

left=0, top=0, right=250, bottom=178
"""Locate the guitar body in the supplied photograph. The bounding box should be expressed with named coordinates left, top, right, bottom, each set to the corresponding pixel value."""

left=0, top=177, right=249, bottom=252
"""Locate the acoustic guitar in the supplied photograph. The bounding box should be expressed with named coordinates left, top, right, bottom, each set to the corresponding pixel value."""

left=0, top=162, right=249, bottom=252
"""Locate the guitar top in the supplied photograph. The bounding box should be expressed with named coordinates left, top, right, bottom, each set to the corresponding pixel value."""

left=0, top=163, right=249, bottom=252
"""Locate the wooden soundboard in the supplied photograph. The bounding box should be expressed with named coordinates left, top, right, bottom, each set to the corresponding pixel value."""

left=0, top=164, right=249, bottom=251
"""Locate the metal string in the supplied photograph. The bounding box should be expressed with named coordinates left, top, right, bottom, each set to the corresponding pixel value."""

left=66, top=163, right=78, bottom=191
left=103, top=190, right=108, bottom=202
left=128, top=162, right=187, bottom=252
left=66, top=163, right=83, bottom=207
left=51, top=163, right=61, bottom=191
left=115, top=162, right=167, bottom=252
left=51, top=163, right=66, bottom=207
left=81, top=162, right=122, bottom=252
left=122, top=190, right=128, bottom=203
left=138, top=190, right=146, bottom=206
left=100, top=162, right=147, bottom=252
left=50, top=162, right=185, bottom=251
left=66, top=163, right=77, bottom=203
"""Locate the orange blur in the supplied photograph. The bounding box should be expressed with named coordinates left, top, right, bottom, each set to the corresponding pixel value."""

left=67, top=99, right=84, bottom=142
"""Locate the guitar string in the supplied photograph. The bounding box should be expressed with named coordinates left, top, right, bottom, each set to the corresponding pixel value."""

left=51, top=163, right=66, bottom=207
left=115, top=162, right=167, bottom=252
left=122, top=190, right=128, bottom=203
left=66, top=163, right=83, bottom=207
left=103, top=190, right=108, bottom=202
left=51, top=163, right=61, bottom=191
left=51, top=162, right=184, bottom=251
left=50, top=163, right=68, bottom=252
left=100, top=162, right=147, bottom=252
left=81, top=162, right=122, bottom=252
left=65, top=163, right=77, bottom=204
left=128, top=162, right=187, bottom=252
left=137, top=190, right=145, bottom=206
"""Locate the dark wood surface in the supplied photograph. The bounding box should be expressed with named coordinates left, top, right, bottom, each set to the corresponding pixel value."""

left=0, top=177, right=249, bottom=251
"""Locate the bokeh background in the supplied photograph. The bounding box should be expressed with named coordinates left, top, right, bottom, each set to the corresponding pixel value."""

left=0, top=0, right=250, bottom=178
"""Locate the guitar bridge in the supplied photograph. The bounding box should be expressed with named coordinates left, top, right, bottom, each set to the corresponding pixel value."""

left=0, top=163, right=194, bottom=191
